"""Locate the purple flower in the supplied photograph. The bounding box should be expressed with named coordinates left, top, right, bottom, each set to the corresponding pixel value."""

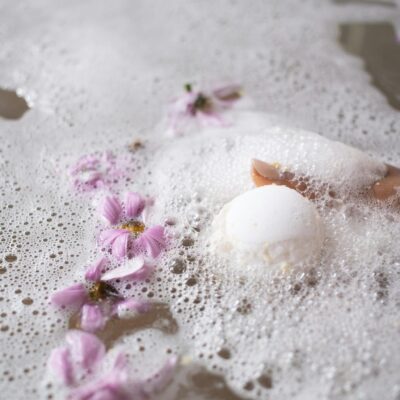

left=69, top=152, right=123, bottom=192
left=51, top=262, right=151, bottom=333
left=99, top=193, right=166, bottom=260
left=166, top=83, right=242, bottom=136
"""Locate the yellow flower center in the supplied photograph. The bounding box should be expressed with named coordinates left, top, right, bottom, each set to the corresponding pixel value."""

left=119, top=220, right=146, bottom=238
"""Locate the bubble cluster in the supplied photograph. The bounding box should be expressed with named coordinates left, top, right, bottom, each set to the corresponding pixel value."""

left=0, top=1, right=400, bottom=399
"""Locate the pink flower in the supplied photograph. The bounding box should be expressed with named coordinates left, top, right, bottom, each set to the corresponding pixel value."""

left=51, top=262, right=151, bottom=333
left=166, top=83, right=242, bottom=136
left=70, top=152, right=123, bottom=192
left=99, top=193, right=166, bottom=260
left=48, top=330, right=105, bottom=386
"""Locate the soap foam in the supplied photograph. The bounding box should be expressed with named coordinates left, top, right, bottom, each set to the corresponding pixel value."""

left=0, top=1, right=400, bottom=400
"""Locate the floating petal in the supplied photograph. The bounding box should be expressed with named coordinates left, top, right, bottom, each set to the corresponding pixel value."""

left=48, top=346, right=74, bottom=386
left=136, top=225, right=166, bottom=258
left=65, top=330, right=105, bottom=370
left=101, top=257, right=145, bottom=281
left=80, top=304, right=107, bottom=333
left=51, top=284, right=88, bottom=310
left=85, top=257, right=108, bottom=282
left=102, top=196, right=122, bottom=225
left=125, top=192, right=145, bottom=219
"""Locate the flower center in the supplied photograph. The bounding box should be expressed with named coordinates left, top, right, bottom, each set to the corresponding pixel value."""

left=89, top=281, right=120, bottom=302
left=119, top=220, right=146, bottom=238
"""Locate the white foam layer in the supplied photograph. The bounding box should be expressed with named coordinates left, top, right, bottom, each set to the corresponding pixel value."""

left=1, top=1, right=400, bottom=400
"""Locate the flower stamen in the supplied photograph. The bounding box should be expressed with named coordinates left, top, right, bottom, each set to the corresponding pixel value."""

left=119, top=220, right=146, bottom=238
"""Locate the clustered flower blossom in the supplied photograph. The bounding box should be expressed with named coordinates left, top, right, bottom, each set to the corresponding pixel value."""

left=166, top=83, right=242, bottom=137
left=99, top=192, right=166, bottom=260
left=50, top=189, right=170, bottom=397
left=51, top=83, right=242, bottom=398
left=51, top=258, right=151, bottom=333
left=49, top=330, right=177, bottom=400
left=69, top=151, right=124, bottom=192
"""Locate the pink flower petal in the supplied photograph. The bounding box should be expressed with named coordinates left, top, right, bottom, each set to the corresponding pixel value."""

left=99, top=229, right=128, bottom=247
left=102, top=196, right=122, bottom=225
left=85, top=257, right=108, bottom=282
left=65, top=330, right=105, bottom=370
left=136, top=225, right=166, bottom=258
left=101, top=257, right=145, bottom=281
left=70, top=155, right=100, bottom=176
left=80, top=304, right=107, bottom=333
left=125, top=192, right=145, bottom=219
left=111, top=231, right=130, bottom=259
left=48, top=346, right=74, bottom=386
left=130, top=262, right=155, bottom=281
left=51, top=284, right=88, bottom=310
left=68, top=353, right=131, bottom=400
left=114, top=298, right=150, bottom=319
left=141, top=197, right=155, bottom=225
left=143, top=356, right=177, bottom=395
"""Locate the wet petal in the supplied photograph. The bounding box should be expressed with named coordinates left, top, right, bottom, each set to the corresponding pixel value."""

left=125, top=192, right=145, bottom=219
left=136, top=225, right=166, bottom=258
left=51, top=283, right=88, bottom=310
left=68, top=353, right=131, bottom=400
left=65, top=330, right=105, bottom=370
left=48, top=346, right=74, bottom=386
left=80, top=304, right=107, bottom=333
left=99, top=229, right=127, bottom=247
left=85, top=257, right=108, bottom=282
left=131, top=262, right=155, bottom=281
left=102, top=196, right=122, bottom=225
left=114, top=298, right=150, bottom=319
left=142, top=356, right=177, bottom=395
left=70, top=155, right=100, bottom=176
left=101, top=257, right=145, bottom=281
left=111, top=231, right=130, bottom=259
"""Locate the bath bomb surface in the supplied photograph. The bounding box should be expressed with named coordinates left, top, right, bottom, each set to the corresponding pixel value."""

left=212, top=185, right=324, bottom=269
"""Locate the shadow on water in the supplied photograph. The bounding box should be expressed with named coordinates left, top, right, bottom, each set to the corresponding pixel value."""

left=69, top=302, right=178, bottom=349
left=339, top=22, right=400, bottom=111
left=162, top=364, right=247, bottom=400
left=0, top=87, right=29, bottom=119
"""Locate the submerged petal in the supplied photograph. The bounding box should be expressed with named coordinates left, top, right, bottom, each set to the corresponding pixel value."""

left=102, top=196, right=122, bottom=225
left=68, top=353, right=131, bottom=400
left=51, top=284, right=88, bottom=310
left=65, top=330, right=105, bottom=370
left=101, top=257, right=145, bottom=281
left=142, top=356, right=177, bottom=395
left=136, top=225, right=166, bottom=258
left=48, top=346, right=74, bottom=386
left=80, top=304, right=107, bottom=333
left=114, top=298, right=151, bottom=319
left=125, top=192, right=145, bottom=219
left=111, top=231, right=130, bottom=259
left=85, top=257, right=108, bottom=282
